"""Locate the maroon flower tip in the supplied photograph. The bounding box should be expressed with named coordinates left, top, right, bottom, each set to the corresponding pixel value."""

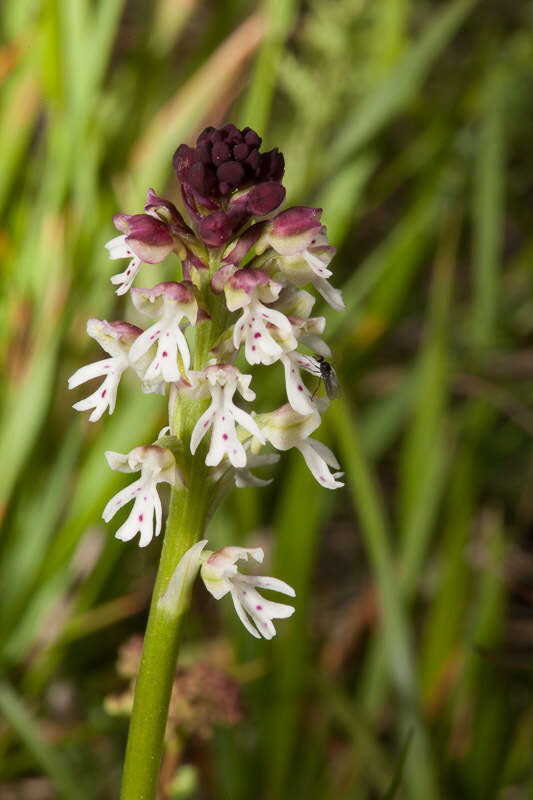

left=144, top=189, right=189, bottom=232
left=198, top=211, right=234, bottom=247
left=247, top=182, right=286, bottom=216
left=211, top=263, right=237, bottom=294
left=216, top=160, right=245, bottom=187
left=211, top=141, right=232, bottom=165
left=113, top=213, right=130, bottom=234
left=272, top=206, right=323, bottom=237
left=172, top=144, right=196, bottom=182
left=133, top=281, right=195, bottom=304
left=229, top=267, right=270, bottom=293
left=106, top=320, right=144, bottom=338
left=222, top=224, right=264, bottom=266
left=124, top=214, right=174, bottom=246
left=187, top=162, right=217, bottom=198
left=259, top=148, right=284, bottom=182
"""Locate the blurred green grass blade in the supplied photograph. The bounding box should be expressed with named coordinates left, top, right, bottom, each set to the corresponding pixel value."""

left=462, top=511, right=506, bottom=797
left=314, top=670, right=391, bottom=795
left=369, top=0, right=409, bottom=80
left=0, top=681, right=87, bottom=800
left=383, top=728, right=414, bottom=799
left=332, top=398, right=439, bottom=800
left=419, top=444, right=474, bottom=698
left=58, top=0, right=89, bottom=111
left=360, top=372, right=416, bottom=460
left=472, top=73, right=506, bottom=355
left=0, top=426, right=81, bottom=634
left=326, top=186, right=440, bottom=339
left=333, top=400, right=412, bottom=694
left=317, top=154, right=377, bottom=247
left=0, top=329, right=61, bottom=518
left=267, top=455, right=325, bottom=798
left=0, top=71, right=40, bottom=215
left=1, top=573, right=70, bottom=665
left=421, top=72, right=506, bottom=700
left=397, top=206, right=460, bottom=531
left=149, top=0, right=198, bottom=55
left=88, top=0, right=126, bottom=91
left=465, top=509, right=509, bottom=797
left=328, top=0, right=476, bottom=169
left=212, top=729, right=249, bottom=800
left=239, top=0, right=297, bottom=133
left=400, top=428, right=451, bottom=594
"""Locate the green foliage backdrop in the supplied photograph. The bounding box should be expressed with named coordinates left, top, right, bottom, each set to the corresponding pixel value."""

left=1, top=0, right=532, bottom=797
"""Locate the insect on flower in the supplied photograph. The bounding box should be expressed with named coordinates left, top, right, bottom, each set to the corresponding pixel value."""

left=311, top=355, right=341, bottom=400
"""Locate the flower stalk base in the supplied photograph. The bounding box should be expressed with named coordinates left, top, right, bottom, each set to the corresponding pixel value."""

left=119, top=463, right=209, bottom=800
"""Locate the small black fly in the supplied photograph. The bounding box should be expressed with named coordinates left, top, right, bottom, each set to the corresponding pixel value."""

left=311, top=355, right=341, bottom=400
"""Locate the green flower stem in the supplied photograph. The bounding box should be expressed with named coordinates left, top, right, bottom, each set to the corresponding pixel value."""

left=119, top=455, right=209, bottom=800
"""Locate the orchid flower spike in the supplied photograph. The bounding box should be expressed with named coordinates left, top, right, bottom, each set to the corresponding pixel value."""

left=102, top=446, right=180, bottom=547
left=72, top=124, right=345, bottom=579
left=200, top=546, right=295, bottom=639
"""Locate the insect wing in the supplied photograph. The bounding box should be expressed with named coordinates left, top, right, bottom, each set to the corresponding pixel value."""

left=323, top=367, right=341, bottom=399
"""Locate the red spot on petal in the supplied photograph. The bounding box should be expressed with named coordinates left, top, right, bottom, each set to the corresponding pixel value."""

left=143, top=496, right=147, bottom=500
left=126, top=270, right=131, bottom=275
left=252, top=345, right=256, bottom=351
left=222, top=416, right=225, bottom=421
left=297, top=385, right=303, bottom=391
left=138, top=514, right=143, bottom=521
left=254, top=332, right=261, bottom=339
left=233, top=449, right=237, bottom=454
left=162, top=351, right=168, bottom=357
left=320, top=476, right=326, bottom=483
left=223, top=434, right=228, bottom=440
left=101, top=389, right=106, bottom=398
left=256, top=605, right=263, bottom=611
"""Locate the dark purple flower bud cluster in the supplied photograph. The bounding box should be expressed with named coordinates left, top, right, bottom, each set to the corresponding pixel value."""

left=173, top=124, right=286, bottom=247
left=174, top=124, right=284, bottom=200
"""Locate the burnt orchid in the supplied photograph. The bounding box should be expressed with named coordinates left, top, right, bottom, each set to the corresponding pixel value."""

left=69, top=123, right=344, bottom=800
